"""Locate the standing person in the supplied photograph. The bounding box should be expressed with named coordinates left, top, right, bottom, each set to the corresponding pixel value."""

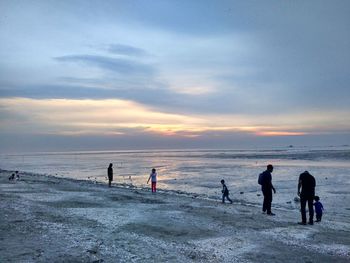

left=15, top=171, right=20, bottom=180
left=147, top=168, right=157, bottom=193
left=259, top=164, right=276, bottom=216
left=297, top=171, right=316, bottom=225
left=107, top=163, right=113, bottom=187
left=314, top=196, right=324, bottom=222
left=221, top=179, right=233, bottom=204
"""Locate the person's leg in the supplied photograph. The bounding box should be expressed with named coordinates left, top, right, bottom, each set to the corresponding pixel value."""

left=152, top=182, right=156, bottom=192
left=266, top=190, right=272, bottom=214
left=316, top=213, right=322, bottom=222
left=300, top=197, right=307, bottom=223
left=227, top=195, right=233, bottom=204
left=262, top=189, right=267, bottom=212
left=109, top=180, right=111, bottom=187
left=222, top=194, right=225, bottom=203
left=308, top=197, right=314, bottom=224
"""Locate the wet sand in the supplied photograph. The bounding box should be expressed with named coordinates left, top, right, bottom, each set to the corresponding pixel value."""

left=0, top=170, right=349, bottom=262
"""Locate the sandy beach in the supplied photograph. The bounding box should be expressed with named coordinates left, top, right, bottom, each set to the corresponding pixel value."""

left=0, top=170, right=349, bottom=263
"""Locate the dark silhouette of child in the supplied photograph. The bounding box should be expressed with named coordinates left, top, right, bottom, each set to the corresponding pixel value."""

left=8, top=173, right=15, bottom=180
left=314, top=196, right=324, bottom=222
left=221, top=179, right=232, bottom=204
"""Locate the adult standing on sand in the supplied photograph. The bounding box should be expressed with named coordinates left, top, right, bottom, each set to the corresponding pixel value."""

left=260, top=164, right=276, bottom=216
left=147, top=168, right=157, bottom=193
left=297, top=171, right=316, bottom=225
left=108, top=163, right=113, bottom=187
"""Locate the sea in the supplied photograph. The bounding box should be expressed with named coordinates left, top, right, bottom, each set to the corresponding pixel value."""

left=1, top=146, right=350, bottom=221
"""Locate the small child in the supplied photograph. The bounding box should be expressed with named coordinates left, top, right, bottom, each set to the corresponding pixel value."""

left=314, top=196, right=324, bottom=222
left=8, top=173, right=15, bottom=181
left=147, top=168, right=157, bottom=193
left=221, top=179, right=233, bottom=204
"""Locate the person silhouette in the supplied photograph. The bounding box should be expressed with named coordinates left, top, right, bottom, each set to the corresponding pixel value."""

left=260, top=164, right=276, bottom=216
left=314, top=196, right=324, bottom=222
left=107, top=163, right=113, bottom=187
left=221, top=179, right=233, bottom=204
left=298, top=171, right=316, bottom=225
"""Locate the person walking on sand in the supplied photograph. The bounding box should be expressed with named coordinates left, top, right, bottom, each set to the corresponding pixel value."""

left=259, top=164, right=276, bottom=216
left=107, top=163, right=113, bottom=187
left=298, top=171, right=316, bottom=225
left=147, top=168, right=157, bottom=193
left=221, top=179, right=233, bottom=204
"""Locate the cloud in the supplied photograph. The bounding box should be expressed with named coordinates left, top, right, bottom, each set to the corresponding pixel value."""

left=1, top=0, right=350, bottom=153
left=54, top=55, right=154, bottom=75
left=1, top=97, right=349, bottom=138
left=1, top=97, right=350, bottom=152
left=107, top=44, right=148, bottom=57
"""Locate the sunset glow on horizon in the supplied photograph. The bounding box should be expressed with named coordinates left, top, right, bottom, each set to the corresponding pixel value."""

left=1, top=97, right=347, bottom=140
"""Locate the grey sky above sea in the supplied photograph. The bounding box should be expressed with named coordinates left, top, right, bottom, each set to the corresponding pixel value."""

left=0, top=0, right=349, bottom=152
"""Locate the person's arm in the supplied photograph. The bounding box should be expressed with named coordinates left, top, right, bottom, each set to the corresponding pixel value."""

left=271, top=182, right=276, bottom=194
left=297, top=179, right=302, bottom=196
left=269, top=174, right=276, bottom=193
left=147, top=174, right=151, bottom=184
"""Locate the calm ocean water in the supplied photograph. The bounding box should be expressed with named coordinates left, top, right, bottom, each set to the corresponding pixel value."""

left=1, top=146, right=350, bottom=219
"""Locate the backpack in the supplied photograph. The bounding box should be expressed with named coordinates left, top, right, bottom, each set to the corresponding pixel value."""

left=258, top=172, right=265, bottom=185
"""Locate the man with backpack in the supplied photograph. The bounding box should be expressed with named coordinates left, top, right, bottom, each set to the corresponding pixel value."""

left=258, top=164, right=276, bottom=216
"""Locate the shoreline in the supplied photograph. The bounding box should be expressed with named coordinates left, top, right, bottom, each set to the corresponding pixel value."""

left=1, top=170, right=349, bottom=262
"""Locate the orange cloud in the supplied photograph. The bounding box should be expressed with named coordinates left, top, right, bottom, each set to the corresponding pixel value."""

left=255, top=131, right=307, bottom=136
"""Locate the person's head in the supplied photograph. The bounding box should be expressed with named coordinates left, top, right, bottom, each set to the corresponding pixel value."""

left=152, top=168, right=156, bottom=173
left=267, top=164, right=273, bottom=172
left=109, top=163, right=113, bottom=168
left=314, top=196, right=320, bottom=201
left=15, top=171, right=18, bottom=174
left=221, top=179, right=225, bottom=184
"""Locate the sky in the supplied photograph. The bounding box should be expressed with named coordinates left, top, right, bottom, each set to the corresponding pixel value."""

left=0, top=0, right=350, bottom=152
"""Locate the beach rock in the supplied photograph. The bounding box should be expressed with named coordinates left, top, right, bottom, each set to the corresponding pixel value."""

left=240, top=192, right=244, bottom=194
left=87, top=249, right=97, bottom=254
left=294, top=197, right=300, bottom=202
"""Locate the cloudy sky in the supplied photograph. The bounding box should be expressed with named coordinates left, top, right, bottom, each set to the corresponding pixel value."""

left=0, top=0, right=349, bottom=152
